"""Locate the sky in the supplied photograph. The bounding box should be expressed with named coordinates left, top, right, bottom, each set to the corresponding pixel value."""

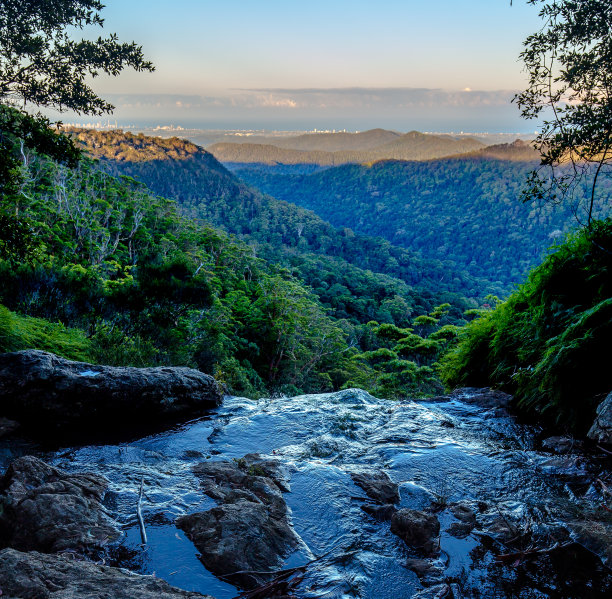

left=54, top=0, right=544, bottom=132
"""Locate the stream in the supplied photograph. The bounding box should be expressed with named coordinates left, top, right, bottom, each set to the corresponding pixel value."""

left=2, top=388, right=611, bottom=598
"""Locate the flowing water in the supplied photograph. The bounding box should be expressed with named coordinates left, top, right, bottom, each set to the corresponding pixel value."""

left=2, top=388, right=611, bottom=598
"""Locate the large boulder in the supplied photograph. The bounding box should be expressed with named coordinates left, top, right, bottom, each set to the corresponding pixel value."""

left=0, top=548, right=214, bottom=599
left=0, top=455, right=121, bottom=554
left=0, top=350, right=223, bottom=438
left=588, top=391, right=612, bottom=445
left=176, top=455, right=300, bottom=589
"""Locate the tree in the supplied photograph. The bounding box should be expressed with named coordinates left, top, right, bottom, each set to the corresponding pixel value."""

left=515, top=0, right=612, bottom=226
left=0, top=0, right=153, bottom=194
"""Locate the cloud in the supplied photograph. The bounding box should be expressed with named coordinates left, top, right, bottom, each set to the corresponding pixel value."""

left=103, top=87, right=516, bottom=114
left=50, top=87, right=528, bottom=131
left=236, top=87, right=517, bottom=110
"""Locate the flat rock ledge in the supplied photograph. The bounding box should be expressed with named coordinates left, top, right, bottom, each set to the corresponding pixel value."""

left=0, top=455, right=120, bottom=554
left=588, top=391, right=612, bottom=445
left=0, top=350, right=223, bottom=438
left=0, top=548, right=214, bottom=599
left=176, top=454, right=300, bottom=590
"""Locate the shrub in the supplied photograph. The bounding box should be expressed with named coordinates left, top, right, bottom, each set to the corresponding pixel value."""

left=440, top=219, right=612, bottom=432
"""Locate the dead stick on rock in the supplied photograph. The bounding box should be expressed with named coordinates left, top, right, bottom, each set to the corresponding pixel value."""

left=597, top=444, right=612, bottom=456
left=137, top=477, right=147, bottom=545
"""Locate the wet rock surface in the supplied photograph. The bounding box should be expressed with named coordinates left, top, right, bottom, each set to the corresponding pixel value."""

left=541, top=435, right=582, bottom=454
left=350, top=469, right=400, bottom=504
left=568, top=520, right=612, bottom=567
left=411, top=584, right=452, bottom=599
left=588, top=391, right=612, bottom=445
left=447, top=501, right=478, bottom=539
left=0, top=548, right=214, bottom=599
left=0, top=349, right=222, bottom=439
left=1, top=387, right=610, bottom=598
left=448, top=387, right=514, bottom=409
left=0, top=456, right=120, bottom=553
left=176, top=455, right=300, bottom=589
left=390, top=508, right=441, bottom=555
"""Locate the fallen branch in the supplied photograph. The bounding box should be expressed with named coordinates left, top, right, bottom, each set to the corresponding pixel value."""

left=597, top=444, right=612, bottom=456
left=137, top=477, right=147, bottom=545
left=596, top=478, right=611, bottom=497
left=233, top=566, right=306, bottom=599
left=496, top=541, right=573, bottom=566
left=228, top=542, right=351, bottom=599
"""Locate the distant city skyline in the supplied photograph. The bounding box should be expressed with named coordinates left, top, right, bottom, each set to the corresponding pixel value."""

left=50, top=1, right=544, bottom=131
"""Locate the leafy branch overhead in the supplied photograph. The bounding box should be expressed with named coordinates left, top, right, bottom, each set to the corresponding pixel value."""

left=0, top=0, right=153, bottom=114
left=515, top=0, right=612, bottom=224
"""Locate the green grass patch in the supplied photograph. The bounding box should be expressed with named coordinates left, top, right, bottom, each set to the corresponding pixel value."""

left=0, top=303, right=92, bottom=361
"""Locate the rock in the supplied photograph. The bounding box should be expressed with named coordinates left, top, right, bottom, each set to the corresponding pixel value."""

left=0, top=548, right=214, bottom=599
left=351, top=469, right=400, bottom=504
left=0, top=350, right=223, bottom=439
left=390, top=508, right=440, bottom=555
left=447, top=521, right=474, bottom=539
left=542, top=435, right=582, bottom=454
left=405, top=557, right=445, bottom=585
left=451, top=387, right=513, bottom=409
left=477, top=504, right=525, bottom=544
left=568, top=520, right=612, bottom=567
left=412, top=583, right=452, bottom=599
left=588, top=391, right=612, bottom=445
left=0, top=455, right=120, bottom=553
left=446, top=501, right=477, bottom=538
left=176, top=455, right=300, bottom=589
left=449, top=502, right=477, bottom=525
left=361, top=503, right=397, bottom=521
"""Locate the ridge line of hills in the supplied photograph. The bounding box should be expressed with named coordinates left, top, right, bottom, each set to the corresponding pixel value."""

left=207, top=129, right=487, bottom=166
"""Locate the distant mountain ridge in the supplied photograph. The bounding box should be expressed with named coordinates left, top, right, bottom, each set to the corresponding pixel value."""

left=226, top=128, right=403, bottom=152
left=208, top=129, right=486, bottom=166
left=452, top=139, right=540, bottom=162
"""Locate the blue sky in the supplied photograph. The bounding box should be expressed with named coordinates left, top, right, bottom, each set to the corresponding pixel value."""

left=59, top=0, right=544, bottom=131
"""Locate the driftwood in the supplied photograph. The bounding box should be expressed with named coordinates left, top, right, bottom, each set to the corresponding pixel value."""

left=137, top=477, right=147, bottom=545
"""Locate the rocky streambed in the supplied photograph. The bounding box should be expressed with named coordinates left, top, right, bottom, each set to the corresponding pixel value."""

left=1, top=383, right=611, bottom=598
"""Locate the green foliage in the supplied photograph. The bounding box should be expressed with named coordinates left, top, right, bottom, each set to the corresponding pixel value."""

left=0, top=213, right=40, bottom=264
left=0, top=0, right=152, bottom=198
left=0, top=0, right=153, bottom=114
left=516, top=0, right=612, bottom=225
left=235, top=158, right=609, bottom=292
left=0, top=153, right=362, bottom=397
left=0, top=304, right=90, bottom=361
left=347, top=304, right=459, bottom=399
left=74, top=129, right=479, bottom=324
left=440, top=220, right=612, bottom=431
left=0, top=105, right=81, bottom=196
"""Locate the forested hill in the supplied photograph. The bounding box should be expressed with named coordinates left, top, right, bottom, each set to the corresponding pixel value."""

left=240, top=128, right=404, bottom=152
left=450, top=139, right=540, bottom=161
left=73, top=130, right=497, bottom=322
left=234, top=156, right=609, bottom=289
left=207, top=130, right=485, bottom=166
